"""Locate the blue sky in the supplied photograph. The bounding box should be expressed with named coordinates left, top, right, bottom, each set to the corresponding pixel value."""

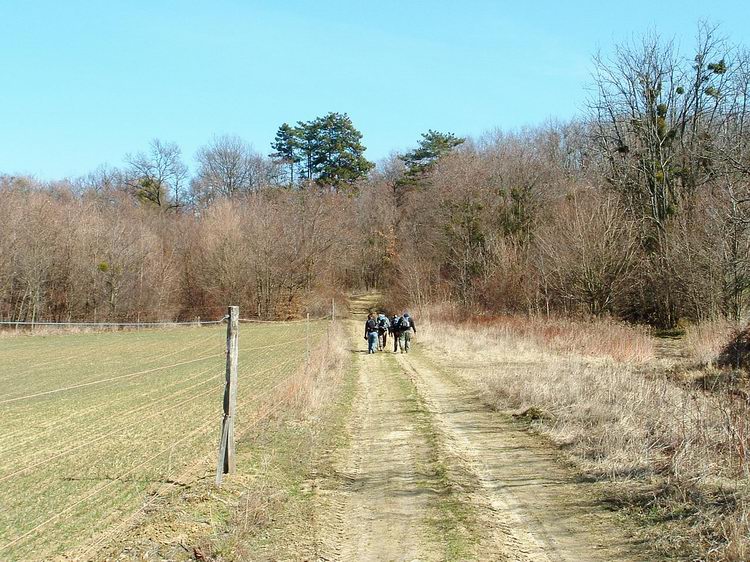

left=1, top=1, right=749, bottom=179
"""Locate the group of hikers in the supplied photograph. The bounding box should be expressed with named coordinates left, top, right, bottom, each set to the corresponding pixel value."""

left=364, top=311, right=417, bottom=354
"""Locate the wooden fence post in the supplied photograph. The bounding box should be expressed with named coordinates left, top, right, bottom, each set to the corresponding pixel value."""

left=216, top=305, right=239, bottom=486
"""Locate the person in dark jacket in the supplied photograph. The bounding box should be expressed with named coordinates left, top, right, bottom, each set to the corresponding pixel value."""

left=364, top=313, right=379, bottom=354
left=390, top=314, right=401, bottom=352
left=397, top=312, right=417, bottom=353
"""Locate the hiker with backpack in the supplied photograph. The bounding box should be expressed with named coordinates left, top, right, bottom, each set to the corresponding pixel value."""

left=364, top=313, right=379, bottom=354
left=397, top=312, right=417, bottom=353
left=376, top=313, right=391, bottom=351
left=390, top=314, right=401, bottom=352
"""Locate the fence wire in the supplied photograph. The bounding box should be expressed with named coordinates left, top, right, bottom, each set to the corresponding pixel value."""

left=0, top=317, right=228, bottom=328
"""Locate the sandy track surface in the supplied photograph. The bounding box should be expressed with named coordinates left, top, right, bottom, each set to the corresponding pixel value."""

left=314, top=327, right=446, bottom=561
left=310, top=307, right=647, bottom=560
left=396, top=350, right=646, bottom=561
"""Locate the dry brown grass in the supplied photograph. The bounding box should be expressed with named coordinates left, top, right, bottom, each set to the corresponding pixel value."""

left=277, top=322, right=349, bottom=417
left=683, top=319, right=740, bottom=367
left=421, top=318, right=750, bottom=560
left=0, top=323, right=193, bottom=339
left=488, top=316, right=655, bottom=363
left=420, top=304, right=655, bottom=362
left=0, top=326, right=104, bottom=338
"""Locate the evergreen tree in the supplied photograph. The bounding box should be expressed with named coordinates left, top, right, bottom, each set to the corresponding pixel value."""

left=269, top=112, right=373, bottom=191
left=295, top=119, right=320, bottom=184
left=309, top=112, right=374, bottom=192
left=270, top=123, right=300, bottom=187
left=398, top=130, right=465, bottom=188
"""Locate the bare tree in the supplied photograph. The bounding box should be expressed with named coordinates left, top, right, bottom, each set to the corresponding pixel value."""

left=536, top=192, right=639, bottom=315
left=74, top=164, right=125, bottom=195
left=192, top=135, right=277, bottom=203
left=591, top=25, right=731, bottom=240
left=711, top=52, right=750, bottom=319
left=125, top=139, right=188, bottom=208
left=590, top=24, right=739, bottom=325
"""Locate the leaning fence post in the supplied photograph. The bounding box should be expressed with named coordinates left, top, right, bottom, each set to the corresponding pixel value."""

left=216, top=305, right=239, bottom=486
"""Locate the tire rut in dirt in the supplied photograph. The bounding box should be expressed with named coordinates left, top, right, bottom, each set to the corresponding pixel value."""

left=397, top=351, right=649, bottom=562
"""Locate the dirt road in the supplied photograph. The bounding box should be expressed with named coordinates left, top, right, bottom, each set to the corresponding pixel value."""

left=315, top=343, right=446, bottom=561
left=311, top=304, right=647, bottom=561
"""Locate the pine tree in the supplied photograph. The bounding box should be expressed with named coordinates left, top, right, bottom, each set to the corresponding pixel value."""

left=399, top=130, right=465, bottom=187
left=270, top=113, right=373, bottom=191
left=309, top=112, right=374, bottom=192
left=270, top=123, right=300, bottom=187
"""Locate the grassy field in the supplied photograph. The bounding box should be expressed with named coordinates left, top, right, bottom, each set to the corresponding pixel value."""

left=0, top=320, right=326, bottom=561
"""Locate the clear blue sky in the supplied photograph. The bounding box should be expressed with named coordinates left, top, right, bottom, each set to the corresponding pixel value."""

left=1, top=1, right=749, bottom=179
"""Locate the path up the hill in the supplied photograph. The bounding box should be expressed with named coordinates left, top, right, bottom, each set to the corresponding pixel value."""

left=309, top=294, right=647, bottom=561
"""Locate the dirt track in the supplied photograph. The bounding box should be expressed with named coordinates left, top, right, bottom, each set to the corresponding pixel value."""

left=310, top=301, right=647, bottom=561
left=315, top=339, right=445, bottom=561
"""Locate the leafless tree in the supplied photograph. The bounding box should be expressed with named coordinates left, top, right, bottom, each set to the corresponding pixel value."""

left=592, top=26, right=728, bottom=235
left=74, top=164, right=125, bottom=195
left=125, top=139, right=188, bottom=208
left=192, top=135, right=278, bottom=204
left=589, top=24, right=743, bottom=325
left=536, top=192, right=639, bottom=315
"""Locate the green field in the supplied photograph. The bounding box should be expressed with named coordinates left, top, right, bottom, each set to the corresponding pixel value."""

left=0, top=321, right=323, bottom=561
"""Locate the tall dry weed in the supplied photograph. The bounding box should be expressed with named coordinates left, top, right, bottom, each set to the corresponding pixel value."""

left=285, top=322, right=348, bottom=416
left=683, top=319, right=739, bottom=366
left=420, top=305, right=654, bottom=363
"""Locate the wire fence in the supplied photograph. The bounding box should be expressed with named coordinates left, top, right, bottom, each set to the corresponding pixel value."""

left=0, top=318, right=228, bottom=327
left=0, top=313, right=333, bottom=329
left=0, top=310, right=334, bottom=560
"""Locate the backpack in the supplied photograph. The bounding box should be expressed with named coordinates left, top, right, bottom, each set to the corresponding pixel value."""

left=399, top=316, right=411, bottom=330
left=378, top=316, right=388, bottom=330
left=366, top=318, right=378, bottom=332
